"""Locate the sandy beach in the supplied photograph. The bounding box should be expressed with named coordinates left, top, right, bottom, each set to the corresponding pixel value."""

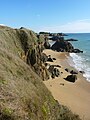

left=43, top=49, right=90, bottom=120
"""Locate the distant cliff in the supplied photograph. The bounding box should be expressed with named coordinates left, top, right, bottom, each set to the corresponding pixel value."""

left=0, top=26, right=81, bottom=120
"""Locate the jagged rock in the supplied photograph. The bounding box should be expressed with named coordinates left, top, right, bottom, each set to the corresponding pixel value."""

left=44, top=38, right=50, bottom=49
left=41, top=53, right=48, bottom=63
left=51, top=71, right=56, bottom=78
left=51, top=38, right=83, bottom=53
left=54, top=68, right=60, bottom=77
left=72, top=49, right=83, bottom=53
left=48, top=65, right=60, bottom=78
left=47, top=55, right=53, bottom=62
left=47, top=57, right=53, bottom=62
left=70, top=70, right=78, bottom=74
left=51, top=39, right=74, bottom=52
left=27, top=49, right=37, bottom=66
left=65, top=75, right=77, bottom=82
left=48, top=65, right=54, bottom=73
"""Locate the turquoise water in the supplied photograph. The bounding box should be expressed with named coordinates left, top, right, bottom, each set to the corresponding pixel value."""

left=65, top=33, right=90, bottom=82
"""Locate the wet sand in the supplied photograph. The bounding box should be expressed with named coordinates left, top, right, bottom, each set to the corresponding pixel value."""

left=43, top=49, right=90, bottom=120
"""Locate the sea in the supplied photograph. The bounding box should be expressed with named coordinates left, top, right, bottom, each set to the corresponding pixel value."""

left=64, top=33, right=90, bottom=82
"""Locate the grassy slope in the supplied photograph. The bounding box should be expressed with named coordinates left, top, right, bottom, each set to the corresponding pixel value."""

left=0, top=26, right=81, bottom=120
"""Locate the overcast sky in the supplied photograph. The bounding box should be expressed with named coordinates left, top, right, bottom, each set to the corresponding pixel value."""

left=0, top=0, right=90, bottom=33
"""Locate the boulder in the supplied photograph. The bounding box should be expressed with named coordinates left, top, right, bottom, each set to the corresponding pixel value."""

left=64, top=75, right=77, bottom=82
left=79, top=71, right=85, bottom=74
left=48, top=65, right=54, bottom=73
left=47, top=55, right=53, bottom=62
left=53, top=58, right=56, bottom=60
left=65, top=68, right=70, bottom=72
left=51, top=39, right=74, bottom=52
left=47, top=57, right=53, bottom=62
left=48, top=65, right=60, bottom=78
left=54, top=68, right=60, bottom=77
left=70, top=70, right=78, bottom=74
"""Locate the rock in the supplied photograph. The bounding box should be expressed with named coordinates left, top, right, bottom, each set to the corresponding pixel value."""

left=27, top=49, right=37, bottom=66
left=44, top=38, right=50, bottom=49
left=41, top=53, right=48, bottom=63
left=47, top=55, right=53, bottom=62
left=64, top=75, right=77, bottom=82
left=65, top=68, right=70, bottom=72
left=54, top=68, right=60, bottom=77
left=50, top=36, right=64, bottom=41
left=79, top=71, right=85, bottom=74
left=60, top=83, right=64, bottom=86
left=51, top=39, right=74, bottom=52
left=70, top=70, right=78, bottom=74
left=48, top=65, right=60, bottom=78
left=51, top=37, right=83, bottom=53
left=72, top=49, right=83, bottom=53
left=54, top=65, right=61, bottom=68
left=51, top=71, right=55, bottom=78
left=47, top=58, right=53, bottom=62
left=48, top=65, right=54, bottom=73
left=66, top=38, right=78, bottom=41
left=53, top=58, right=56, bottom=60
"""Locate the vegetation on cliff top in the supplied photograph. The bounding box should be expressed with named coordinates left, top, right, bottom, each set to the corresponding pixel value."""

left=0, top=25, right=81, bottom=120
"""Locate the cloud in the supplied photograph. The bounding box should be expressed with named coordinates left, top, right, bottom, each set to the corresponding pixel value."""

left=0, top=24, right=5, bottom=26
left=39, top=19, right=90, bottom=33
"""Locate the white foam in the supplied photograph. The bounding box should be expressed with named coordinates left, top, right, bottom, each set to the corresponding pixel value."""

left=69, top=53, right=90, bottom=82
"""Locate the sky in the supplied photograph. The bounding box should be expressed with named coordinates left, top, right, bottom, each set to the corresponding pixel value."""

left=0, top=0, right=90, bottom=33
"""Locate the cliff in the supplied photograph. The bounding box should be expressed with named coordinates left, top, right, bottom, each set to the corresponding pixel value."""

left=0, top=25, right=81, bottom=120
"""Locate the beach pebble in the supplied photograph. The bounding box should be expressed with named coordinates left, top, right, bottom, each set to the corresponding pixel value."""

left=60, top=83, right=64, bottom=86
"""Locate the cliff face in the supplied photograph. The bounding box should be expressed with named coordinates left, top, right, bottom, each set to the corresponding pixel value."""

left=0, top=26, right=81, bottom=120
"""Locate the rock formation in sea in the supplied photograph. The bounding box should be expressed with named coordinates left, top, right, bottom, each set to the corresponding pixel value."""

left=51, top=37, right=83, bottom=53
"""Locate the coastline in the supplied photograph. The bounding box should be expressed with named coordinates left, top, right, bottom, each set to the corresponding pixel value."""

left=43, top=49, right=90, bottom=120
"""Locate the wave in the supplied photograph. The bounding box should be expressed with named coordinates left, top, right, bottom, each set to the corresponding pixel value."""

left=69, top=53, right=90, bottom=82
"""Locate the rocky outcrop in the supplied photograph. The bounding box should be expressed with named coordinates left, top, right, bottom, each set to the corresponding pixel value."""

left=51, top=39, right=74, bottom=52
left=72, top=49, right=83, bottom=53
left=51, top=39, right=83, bottom=53
left=44, top=38, right=51, bottom=49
